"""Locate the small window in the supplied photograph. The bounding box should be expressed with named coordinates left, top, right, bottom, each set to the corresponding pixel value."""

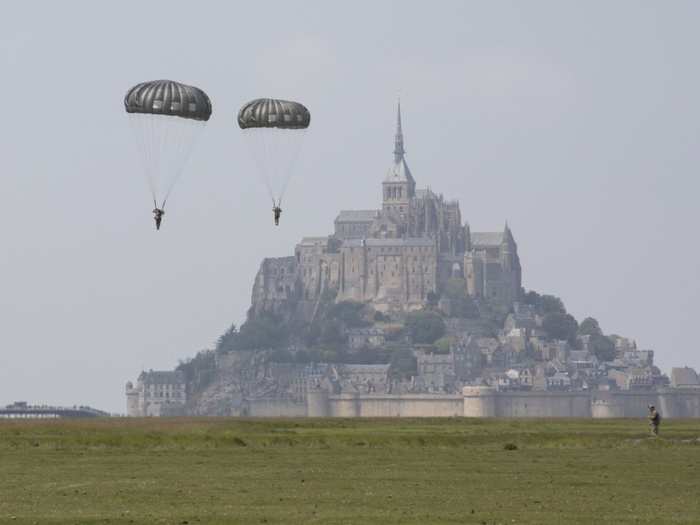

left=152, top=100, right=163, bottom=110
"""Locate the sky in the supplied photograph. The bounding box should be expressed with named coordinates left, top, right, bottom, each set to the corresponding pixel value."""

left=1, top=1, right=698, bottom=413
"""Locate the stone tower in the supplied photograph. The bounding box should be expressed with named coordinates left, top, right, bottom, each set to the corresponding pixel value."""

left=382, top=101, right=416, bottom=221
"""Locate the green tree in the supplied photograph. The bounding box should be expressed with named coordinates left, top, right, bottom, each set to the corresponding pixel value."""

left=269, top=349, right=294, bottom=363
left=319, top=319, right=346, bottom=345
left=236, top=314, right=290, bottom=350
left=177, top=349, right=216, bottom=385
left=542, top=312, right=578, bottom=344
left=215, top=323, right=238, bottom=353
left=523, top=290, right=567, bottom=315
left=405, top=311, right=446, bottom=344
left=443, top=278, right=479, bottom=318
left=390, top=347, right=417, bottom=379
left=327, top=301, right=369, bottom=328
left=540, top=295, right=566, bottom=315
left=591, top=334, right=616, bottom=362
left=579, top=317, right=603, bottom=337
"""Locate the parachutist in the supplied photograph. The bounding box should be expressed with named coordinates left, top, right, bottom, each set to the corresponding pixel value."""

left=273, top=206, right=282, bottom=226
left=238, top=98, right=309, bottom=227
left=125, top=80, right=211, bottom=230
left=153, top=208, right=165, bottom=230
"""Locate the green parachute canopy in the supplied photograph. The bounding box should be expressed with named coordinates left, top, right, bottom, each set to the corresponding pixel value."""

left=238, top=98, right=310, bottom=130
left=125, top=79, right=212, bottom=210
left=237, top=98, right=310, bottom=208
left=125, top=80, right=212, bottom=122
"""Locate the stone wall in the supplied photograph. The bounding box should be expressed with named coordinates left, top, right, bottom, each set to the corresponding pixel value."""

left=461, top=387, right=700, bottom=419
left=329, top=394, right=463, bottom=417
left=128, top=382, right=700, bottom=417
left=235, top=388, right=700, bottom=418
left=245, top=398, right=306, bottom=417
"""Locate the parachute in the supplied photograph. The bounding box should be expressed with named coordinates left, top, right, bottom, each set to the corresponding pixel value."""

left=125, top=80, right=212, bottom=213
left=237, top=98, right=310, bottom=209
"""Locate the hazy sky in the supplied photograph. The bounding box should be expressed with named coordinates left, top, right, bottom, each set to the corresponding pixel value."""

left=1, top=1, right=698, bottom=413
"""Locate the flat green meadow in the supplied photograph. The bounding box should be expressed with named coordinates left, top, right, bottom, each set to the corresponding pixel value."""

left=1, top=418, right=699, bottom=524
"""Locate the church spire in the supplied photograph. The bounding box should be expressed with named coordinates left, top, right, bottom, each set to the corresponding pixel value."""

left=393, top=99, right=405, bottom=163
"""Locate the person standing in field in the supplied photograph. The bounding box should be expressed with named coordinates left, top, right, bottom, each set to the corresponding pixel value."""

left=648, top=404, right=661, bottom=436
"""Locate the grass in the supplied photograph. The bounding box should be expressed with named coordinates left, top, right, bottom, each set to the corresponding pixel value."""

left=0, top=418, right=699, bottom=524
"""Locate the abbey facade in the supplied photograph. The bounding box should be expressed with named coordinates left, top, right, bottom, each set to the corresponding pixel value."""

left=251, top=104, right=522, bottom=317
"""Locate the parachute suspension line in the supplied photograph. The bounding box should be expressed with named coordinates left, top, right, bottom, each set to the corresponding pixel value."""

left=243, top=128, right=306, bottom=207
left=128, top=114, right=157, bottom=204
left=131, top=113, right=205, bottom=210
left=161, top=119, right=206, bottom=208
left=276, top=128, right=306, bottom=204
left=246, top=129, right=276, bottom=204
left=126, top=80, right=212, bottom=214
left=260, top=130, right=276, bottom=204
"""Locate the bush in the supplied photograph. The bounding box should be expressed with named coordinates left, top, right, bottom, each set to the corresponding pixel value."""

left=426, top=291, right=440, bottom=307
left=236, top=314, right=290, bottom=350
left=269, top=349, right=294, bottom=363
left=374, top=310, right=388, bottom=322
left=327, top=301, right=370, bottom=328
left=433, top=336, right=453, bottom=354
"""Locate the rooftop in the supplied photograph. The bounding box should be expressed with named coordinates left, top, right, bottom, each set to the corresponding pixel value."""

left=335, top=210, right=380, bottom=223
left=471, top=232, right=505, bottom=247
left=344, top=237, right=435, bottom=248
left=139, top=370, right=185, bottom=385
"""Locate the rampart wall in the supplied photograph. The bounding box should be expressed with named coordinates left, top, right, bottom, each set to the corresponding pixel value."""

left=242, top=388, right=700, bottom=418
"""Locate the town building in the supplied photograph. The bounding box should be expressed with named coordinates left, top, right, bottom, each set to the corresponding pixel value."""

left=126, top=370, right=187, bottom=416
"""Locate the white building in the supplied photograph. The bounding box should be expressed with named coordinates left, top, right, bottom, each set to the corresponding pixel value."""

left=126, top=370, right=187, bottom=416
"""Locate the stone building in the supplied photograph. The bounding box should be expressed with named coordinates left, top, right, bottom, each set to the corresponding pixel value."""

left=347, top=327, right=386, bottom=349
left=670, top=367, right=699, bottom=388
left=126, top=370, right=187, bottom=417
left=416, top=351, right=457, bottom=392
left=250, top=102, right=522, bottom=318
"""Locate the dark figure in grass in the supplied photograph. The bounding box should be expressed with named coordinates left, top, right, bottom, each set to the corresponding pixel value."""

left=648, top=404, right=661, bottom=436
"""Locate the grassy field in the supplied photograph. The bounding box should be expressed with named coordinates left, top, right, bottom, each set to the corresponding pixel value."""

left=0, top=418, right=699, bottom=524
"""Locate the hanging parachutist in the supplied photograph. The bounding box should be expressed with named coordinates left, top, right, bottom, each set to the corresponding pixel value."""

left=272, top=201, right=282, bottom=226
left=153, top=207, right=165, bottom=230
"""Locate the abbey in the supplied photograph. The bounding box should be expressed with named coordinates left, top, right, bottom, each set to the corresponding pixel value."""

left=252, top=103, right=522, bottom=316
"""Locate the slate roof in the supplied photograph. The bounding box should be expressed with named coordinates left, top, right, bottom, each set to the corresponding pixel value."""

left=471, top=232, right=505, bottom=247
left=139, top=370, right=185, bottom=385
left=343, top=237, right=435, bottom=248
left=384, top=157, right=415, bottom=185
left=335, top=210, right=380, bottom=223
